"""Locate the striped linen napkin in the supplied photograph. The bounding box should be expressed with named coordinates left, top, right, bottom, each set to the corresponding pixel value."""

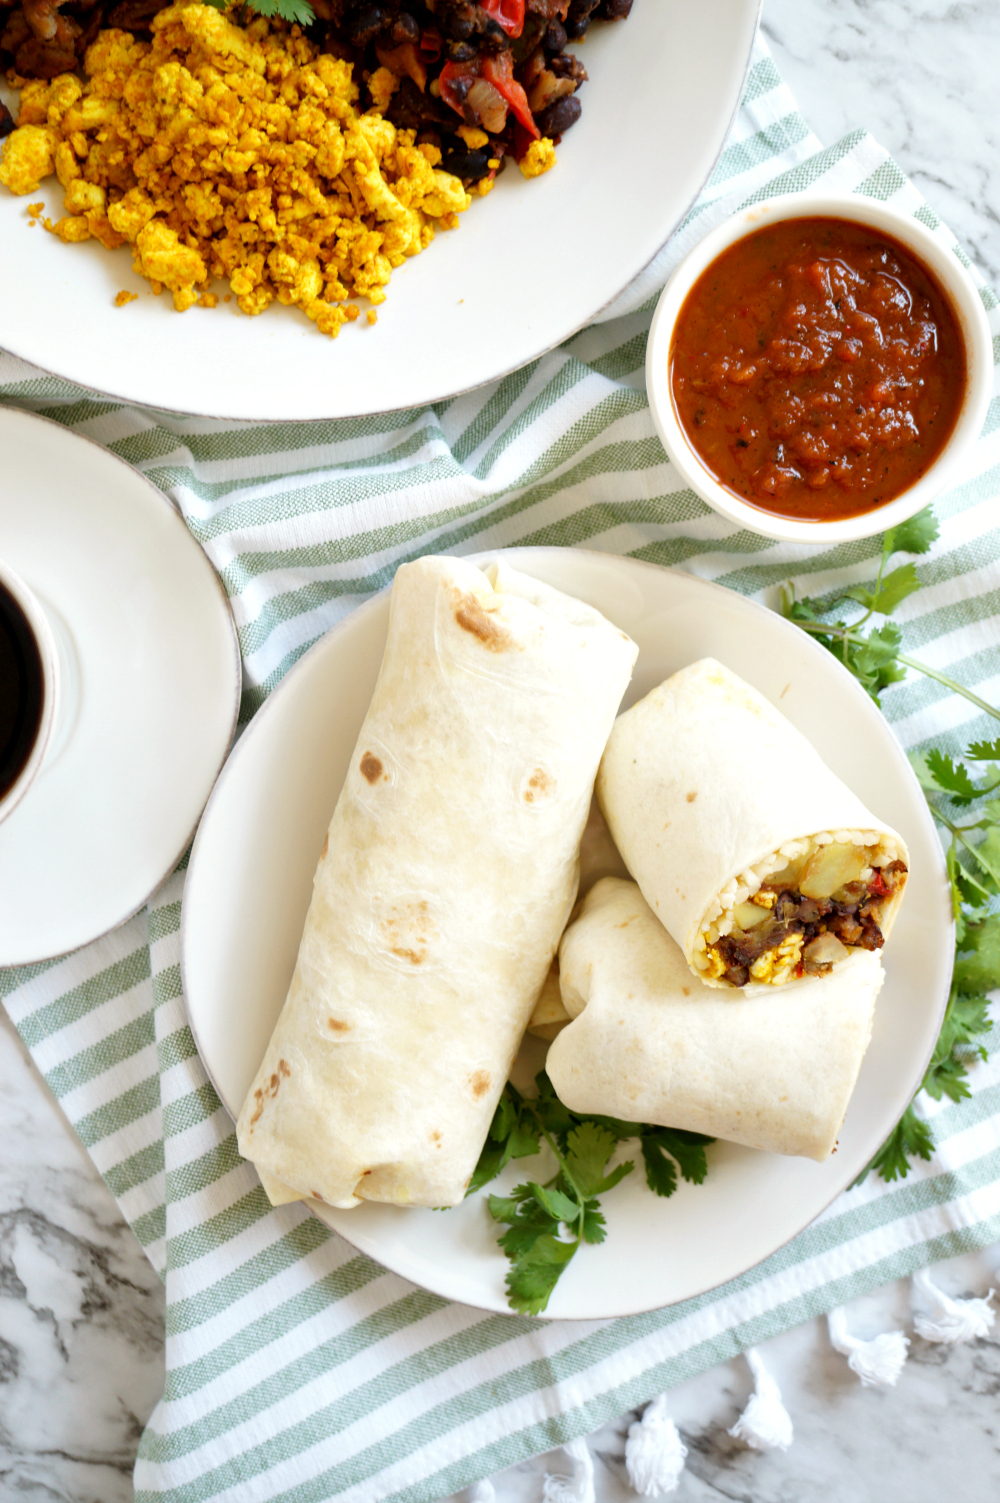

left=2, top=34, right=1000, bottom=1503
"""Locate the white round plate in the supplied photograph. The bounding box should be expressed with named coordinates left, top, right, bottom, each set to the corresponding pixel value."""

left=0, top=407, right=241, bottom=965
left=0, top=1, right=760, bottom=421
left=182, top=547, right=951, bottom=1320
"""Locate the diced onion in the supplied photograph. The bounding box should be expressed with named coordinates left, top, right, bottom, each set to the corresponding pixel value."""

left=466, top=79, right=507, bottom=134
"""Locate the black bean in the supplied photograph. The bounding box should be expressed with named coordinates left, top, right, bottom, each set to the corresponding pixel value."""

left=480, top=18, right=508, bottom=51
left=445, top=39, right=478, bottom=61
left=0, top=103, right=14, bottom=139
left=542, top=20, right=567, bottom=54
left=390, top=11, right=420, bottom=43
left=533, top=93, right=582, bottom=137
left=443, top=147, right=491, bottom=181
left=596, top=0, right=633, bottom=17
left=345, top=5, right=388, bottom=45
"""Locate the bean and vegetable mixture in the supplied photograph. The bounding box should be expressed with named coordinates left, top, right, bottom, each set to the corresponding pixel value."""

left=1, top=0, right=633, bottom=181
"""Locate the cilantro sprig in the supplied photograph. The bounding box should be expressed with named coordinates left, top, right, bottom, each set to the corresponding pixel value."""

left=471, top=1073, right=712, bottom=1315
left=780, top=507, right=1000, bottom=1183
left=202, top=0, right=318, bottom=28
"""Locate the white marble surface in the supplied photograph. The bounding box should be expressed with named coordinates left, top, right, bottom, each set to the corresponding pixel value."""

left=2, top=2, right=1000, bottom=1499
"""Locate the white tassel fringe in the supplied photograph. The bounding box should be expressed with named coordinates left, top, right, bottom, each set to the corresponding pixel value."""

left=827, top=1307, right=909, bottom=1387
left=912, top=1267, right=996, bottom=1343
left=468, top=1483, right=496, bottom=1503
left=543, top=1437, right=595, bottom=1503
left=625, top=1393, right=688, bottom=1497
left=728, top=1348, right=793, bottom=1451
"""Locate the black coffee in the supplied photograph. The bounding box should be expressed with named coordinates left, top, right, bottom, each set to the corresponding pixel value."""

left=0, top=577, right=44, bottom=802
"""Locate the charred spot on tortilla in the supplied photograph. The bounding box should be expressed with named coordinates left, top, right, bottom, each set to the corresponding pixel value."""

left=321, top=832, right=329, bottom=859
left=686, top=790, right=698, bottom=802
left=430, top=1130, right=442, bottom=1146
left=311, top=1189, right=325, bottom=1202
left=524, top=767, right=554, bottom=803
left=248, top=1058, right=290, bottom=1126
left=469, top=1070, right=490, bottom=1099
left=682, top=986, right=691, bottom=996
left=453, top=591, right=517, bottom=652
left=327, top=1018, right=350, bottom=1032
left=360, top=751, right=383, bottom=784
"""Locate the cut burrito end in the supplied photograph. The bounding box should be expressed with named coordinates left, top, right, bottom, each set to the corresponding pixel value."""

left=695, top=832, right=908, bottom=989
left=596, top=658, right=910, bottom=991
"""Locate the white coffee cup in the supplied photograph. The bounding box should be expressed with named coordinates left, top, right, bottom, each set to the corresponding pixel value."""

left=0, top=559, right=61, bottom=825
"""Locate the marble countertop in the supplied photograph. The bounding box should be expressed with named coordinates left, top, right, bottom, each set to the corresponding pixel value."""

left=3, top=2, right=1000, bottom=1500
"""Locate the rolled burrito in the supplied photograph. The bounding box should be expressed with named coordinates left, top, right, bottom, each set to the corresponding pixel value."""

left=548, top=878, right=883, bottom=1160
left=596, top=659, right=908, bottom=990
left=236, top=555, right=637, bottom=1209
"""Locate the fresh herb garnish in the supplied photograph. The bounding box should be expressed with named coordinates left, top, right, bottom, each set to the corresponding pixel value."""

left=470, top=1072, right=712, bottom=1314
left=202, top=0, right=318, bottom=30
left=780, top=507, right=999, bottom=1183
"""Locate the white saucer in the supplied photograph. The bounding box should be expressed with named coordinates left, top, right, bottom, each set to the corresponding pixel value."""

left=0, top=407, right=241, bottom=965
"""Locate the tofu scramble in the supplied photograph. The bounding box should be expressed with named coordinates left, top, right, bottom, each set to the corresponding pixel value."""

left=0, top=3, right=474, bottom=332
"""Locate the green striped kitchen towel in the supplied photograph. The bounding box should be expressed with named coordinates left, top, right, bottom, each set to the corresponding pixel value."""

left=2, top=34, right=1000, bottom=1503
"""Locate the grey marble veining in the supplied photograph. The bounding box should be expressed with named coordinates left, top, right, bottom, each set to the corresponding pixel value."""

left=0, top=1006, right=164, bottom=1503
left=762, top=0, right=1000, bottom=288
left=2, top=1, right=1000, bottom=1498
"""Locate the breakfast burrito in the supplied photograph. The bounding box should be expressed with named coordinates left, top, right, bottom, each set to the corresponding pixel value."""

left=548, top=878, right=883, bottom=1160
left=596, top=659, right=908, bottom=989
left=236, top=554, right=638, bottom=1210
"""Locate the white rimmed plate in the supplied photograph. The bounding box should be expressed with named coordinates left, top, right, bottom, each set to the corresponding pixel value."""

left=181, top=547, right=951, bottom=1320
left=0, top=406, right=241, bottom=965
left=0, top=0, right=760, bottom=421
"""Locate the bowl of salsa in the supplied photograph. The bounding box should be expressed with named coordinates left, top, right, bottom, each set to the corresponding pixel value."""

left=645, top=194, right=993, bottom=542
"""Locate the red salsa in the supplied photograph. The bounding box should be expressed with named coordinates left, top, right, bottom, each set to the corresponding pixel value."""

left=669, top=217, right=967, bottom=522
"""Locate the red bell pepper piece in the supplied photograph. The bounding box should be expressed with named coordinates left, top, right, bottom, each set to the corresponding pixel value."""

left=482, top=50, right=539, bottom=137
left=480, top=0, right=525, bottom=37
left=868, top=869, right=889, bottom=897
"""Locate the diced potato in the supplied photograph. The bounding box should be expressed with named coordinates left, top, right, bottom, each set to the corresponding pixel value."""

left=732, top=901, right=771, bottom=931
left=798, top=842, right=869, bottom=900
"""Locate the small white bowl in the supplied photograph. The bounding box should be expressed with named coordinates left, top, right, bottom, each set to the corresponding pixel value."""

left=645, top=193, right=994, bottom=543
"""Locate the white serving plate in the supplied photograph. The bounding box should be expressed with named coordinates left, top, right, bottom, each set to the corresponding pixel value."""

left=181, top=547, right=951, bottom=1320
left=0, top=0, right=760, bottom=420
left=0, top=406, right=241, bottom=965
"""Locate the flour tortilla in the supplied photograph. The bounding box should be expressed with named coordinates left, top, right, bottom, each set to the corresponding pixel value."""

left=548, top=878, right=883, bottom=1161
left=236, top=555, right=637, bottom=1209
left=595, top=658, right=907, bottom=988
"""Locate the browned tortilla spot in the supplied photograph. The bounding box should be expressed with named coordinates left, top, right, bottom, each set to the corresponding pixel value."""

left=454, top=592, right=515, bottom=652
left=390, top=946, right=425, bottom=965
left=321, top=832, right=329, bottom=859
left=682, top=986, right=691, bottom=997
left=311, top=1190, right=325, bottom=1202
left=430, top=1130, right=442, bottom=1145
left=279, top=1059, right=290, bottom=1077
left=327, top=1018, right=350, bottom=1032
left=469, top=1070, right=490, bottom=1099
left=362, top=1169, right=372, bottom=1176
left=686, top=790, right=698, bottom=803
left=360, top=752, right=383, bottom=784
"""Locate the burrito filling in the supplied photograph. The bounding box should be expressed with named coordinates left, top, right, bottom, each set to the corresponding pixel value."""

left=694, top=834, right=908, bottom=988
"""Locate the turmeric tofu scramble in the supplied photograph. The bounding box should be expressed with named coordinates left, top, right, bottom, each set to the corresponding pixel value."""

left=0, top=4, right=482, bottom=334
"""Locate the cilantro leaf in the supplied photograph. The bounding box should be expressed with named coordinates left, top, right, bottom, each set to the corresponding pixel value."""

left=856, top=1106, right=935, bottom=1184
left=641, top=1136, right=677, bottom=1198
left=923, top=1054, right=972, bottom=1103
left=564, top=1121, right=619, bottom=1198
left=843, top=563, right=921, bottom=617
left=246, top=0, right=317, bottom=22
left=954, top=914, right=1000, bottom=995
left=883, top=507, right=939, bottom=556
left=580, top=1204, right=607, bottom=1245
left=527, top=1183, right=580, bottom=1226
left=924, top=749, right=980, bottom=805
left=505, top=1234, right=577, bottom=1316
left=968, top=739, right=1000, bottom=762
